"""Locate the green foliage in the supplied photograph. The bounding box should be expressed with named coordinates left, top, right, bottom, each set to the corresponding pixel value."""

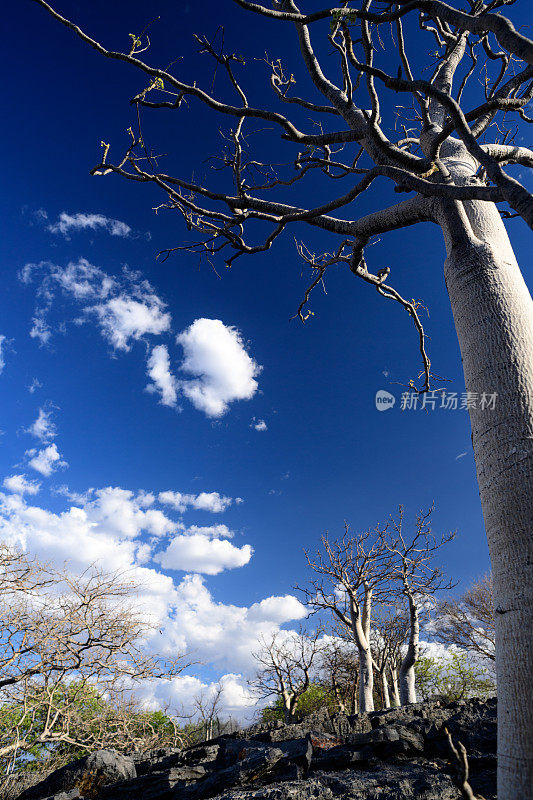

left=414, top=650, right=495, bottom=703
left=260, top=683, right=335, bottom=723
left=329, top=9, right=358, bottom=32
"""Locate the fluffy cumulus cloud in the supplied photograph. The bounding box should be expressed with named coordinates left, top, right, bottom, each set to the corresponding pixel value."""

left=20, top=259, right=171, bottom=352
left=90, top=295, right=171, bottom=352
left=26, top=443, right=68, bottom=477
left=47, top=211, right=132, bottom=238
left=138, top=672, right=257, bottom=720
left=176, top=319, right=261, bottom=417
left=3, top=474, right=41, bottom=495
left=21, top=263, right=261, bottom=420
left=185, top=524, right=234, bottom=539
left=153, top=573, right=307, bottom=673
left=146, top=345, right=179, bottom=407
left=0, top=480, right=307, bottom=701
left=80, top=487, right=177, bottom=542
left=158, top=491, right=234, bottom=514
left=26, top=407, right=57, bottom=442
left=154, top=531, right=252, bottom=576
left=247, top=595, right=307, bottom=624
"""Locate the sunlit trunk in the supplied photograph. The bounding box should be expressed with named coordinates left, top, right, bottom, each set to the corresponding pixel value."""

left=390, top=666, right=401, bottom=707
left=358, top=646, right=374, bottom=713
left=399, top=593, right=419, bottom=705
left=351, top=588, right=374, bottom=712
left=381, top=669, right=391, bottom=709
left=437, top=150, right=533, bottom=800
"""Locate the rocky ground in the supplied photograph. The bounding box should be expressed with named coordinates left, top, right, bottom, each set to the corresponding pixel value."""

left=11, top=697, right=496, bottom=800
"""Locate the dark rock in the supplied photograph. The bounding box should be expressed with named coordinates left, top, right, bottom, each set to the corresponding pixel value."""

left=13, top=697, right=496, bottom=800
left=176, top=746, right=285, bottom=799
left=248, top=708, right=337, bottom=742
left=16, top=751, right=135, bottom=800
left=311, top=743, right=373, bottom=771
left=277, top=737, right=313, bottom=770
left=99, top=765, right=208, bottom=800
left=129, top=748, right=182, bottom=776
left=41, top=792, right=84, bottom=800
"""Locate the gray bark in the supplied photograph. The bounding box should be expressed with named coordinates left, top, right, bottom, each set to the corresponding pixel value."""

left=399, top=594, right=419, bottom=705
left=381, top=670, right=391, bottom=709
left=434, top=140, right=533, bottom=800
left=349, top=590, right=375, bottom=713
left=390, top=667, right=401, bottom=707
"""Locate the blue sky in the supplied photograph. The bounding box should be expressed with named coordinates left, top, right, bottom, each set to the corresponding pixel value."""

left=1, top=0, right=530, bottom=716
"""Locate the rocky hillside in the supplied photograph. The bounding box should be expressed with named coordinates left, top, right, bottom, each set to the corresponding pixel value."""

left=11, top=697, right=496, bottom=800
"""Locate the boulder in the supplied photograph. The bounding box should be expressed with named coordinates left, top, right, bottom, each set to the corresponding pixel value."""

left=16, top=751, right=135, bottom=800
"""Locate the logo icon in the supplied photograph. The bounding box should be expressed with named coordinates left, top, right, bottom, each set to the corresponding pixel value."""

left=375, top=390, right=396, bottom=411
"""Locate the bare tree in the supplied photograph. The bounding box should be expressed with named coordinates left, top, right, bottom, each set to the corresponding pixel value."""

left=318, top=637, right=359, bottom=714
left=250, top=627, right=325, bottom=723
left=192, top=683, right=226, bottom=741
left=371, top=604, right=410, bottom=709
left=0, top=546, right=188, bottom=766
left=298, top=524, right=393, bottom=712
left=385, top=506, right=455, bottom=705
left=26, top=1, right=533, bottom=794
left=434, top=573, right=495, bottom=663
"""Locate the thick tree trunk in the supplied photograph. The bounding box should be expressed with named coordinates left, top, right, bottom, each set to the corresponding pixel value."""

left=358, top=645, right=374, bottom=713
left=331, top=676, right=346, bottom=713
left=399, top=594, right=419, bottom=705
left=390, top=666, right=401, bottom=707
left=282, top=689, right=296, bottom=723
left=350, top=589, right=375, bottom=712
left=437, top=153, right=533, bottom=800
left=381, top=669, right=391, bottom=709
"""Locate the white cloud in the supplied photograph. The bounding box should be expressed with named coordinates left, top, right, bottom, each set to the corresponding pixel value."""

left=0, top=335, right=6, bottom=374
left=247, top=595, right=307, bottom=624
left=28, top=378, right=42, bottom=394
left=3, top=474, right=41, bottom=496
left=50, top=258, right=116, bottom=300
left=154, top=573, right=307, bottom=673
left=26, top=443, right=68, bottom=477
left=0, top=476, right=309, bottom=715
left=155, top=533, right=252, bottom=576
left=456, top=451, right=467, bottom=460
left=20, top=260, right=171, bottom=352
left=137, top=672, right=257, bottom=721
left=81, top=487, right=177, bottom=541
left=158, top=490, right=234, bottom=514
left=90, top=296, right=171, bottom=352
left=146, top=345, right=179, bottom=407
left=251, top=418, right=267, bottom=432
left=192, top=492, right=234, bottom=513
left=26, top=408, right=57, bottom=442
left=176, top=319, right=261, bottom=417
left=30, top=315, right=52, bottom=346
left=185, top=524, right=234, bottom=539
left=48, top=212, right=131, bottom=238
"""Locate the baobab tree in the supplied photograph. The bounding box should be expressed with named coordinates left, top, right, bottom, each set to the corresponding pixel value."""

left=385, top=505, right=455, bottom=704
left=298, top=524, right=393, bottom=712
left=371, top=604, right=410, bottom=708
left=27, top=1, right=533, bottom=795
left=250, top=628, right=325, bottom=723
